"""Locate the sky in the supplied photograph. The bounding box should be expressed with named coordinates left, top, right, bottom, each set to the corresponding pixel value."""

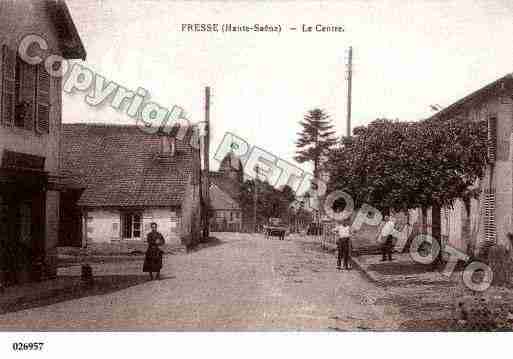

left=63, top=0, right=513, bottom=172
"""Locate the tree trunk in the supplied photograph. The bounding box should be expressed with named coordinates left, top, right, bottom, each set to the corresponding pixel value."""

left=421, top=207, right=427, bottom=234
left=431, top=204, right=443, bottom=266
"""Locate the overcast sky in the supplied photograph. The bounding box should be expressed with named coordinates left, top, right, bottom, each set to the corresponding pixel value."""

left=64, top=0, right=513, bottom=172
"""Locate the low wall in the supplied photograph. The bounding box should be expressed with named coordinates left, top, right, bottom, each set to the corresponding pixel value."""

left=59, top=241, right=184, bottom=255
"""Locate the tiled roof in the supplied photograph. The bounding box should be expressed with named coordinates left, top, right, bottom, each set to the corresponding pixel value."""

left=61, top=123, right=197, bottom=208
left=209, top=171, right=241, bottom=202
left=209, top=183, right=240, bottom=211
left=428, top=73, right=513, bottom=122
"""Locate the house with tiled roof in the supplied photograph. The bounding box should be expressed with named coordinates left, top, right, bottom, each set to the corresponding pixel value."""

left=1, top=0, right=86, bottom=285
left=209, top=173, right=242, bottom=232
left=419, top=74, right=513, bottom=255
left=59, top=123, right=202, bottom=247
left=208, top=151, right=244, bottom=232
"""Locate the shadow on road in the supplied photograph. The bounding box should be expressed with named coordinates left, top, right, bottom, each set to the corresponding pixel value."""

left=0, top=275, right=151, bottom=315
left=368, top=262, right=438, bottom=276
left=187, top=236, right=225, bottom=253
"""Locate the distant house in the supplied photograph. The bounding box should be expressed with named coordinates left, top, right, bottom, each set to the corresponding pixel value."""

left=209, top=151, right=244, bottom=232
left=423, top=74, right=513, bottom=254
left=209, top=182, right=242, bottom=231
left=59, top=123, right=202, bottom=248
left=0, top=0, right=86, bottom=284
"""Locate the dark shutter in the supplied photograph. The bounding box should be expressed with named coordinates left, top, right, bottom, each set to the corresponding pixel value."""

left=36, top=63, right=50, bottom=133
left=1, top=44, right=16, bottom=127
left=20, top=59, right=36, bottom=130
left=487, top=117, right=497, bottom=163
left=55, top=76, right=62, bottom=131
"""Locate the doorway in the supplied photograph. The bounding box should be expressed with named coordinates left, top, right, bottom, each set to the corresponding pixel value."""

left=0, top=191, right=45, bottom=285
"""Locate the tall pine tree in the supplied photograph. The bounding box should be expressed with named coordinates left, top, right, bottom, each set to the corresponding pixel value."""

left=295, top=109, right=337, bottom=178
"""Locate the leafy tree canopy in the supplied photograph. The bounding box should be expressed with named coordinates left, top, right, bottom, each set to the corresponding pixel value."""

left=326, top=117, right=487, bottom=214
left=239, top=180, right=297, bottom=224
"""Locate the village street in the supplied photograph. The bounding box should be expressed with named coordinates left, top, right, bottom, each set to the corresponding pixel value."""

left=0, top=233, right=411, bottom=331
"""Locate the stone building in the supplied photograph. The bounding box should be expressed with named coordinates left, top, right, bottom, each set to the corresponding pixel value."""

left=59, top=123, right=202, bottom=249
left=209, top=152, right=244, bottom=232
left=0, top=0, right=86, bottom=284
left=429, top=74, right=513, bottom=254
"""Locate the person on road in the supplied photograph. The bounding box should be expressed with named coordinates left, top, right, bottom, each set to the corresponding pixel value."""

left=143, top=222, right=165, bottom=280
left=332, top=219, right=353, bottom=270
left=380, top=216, right=395, bottom=261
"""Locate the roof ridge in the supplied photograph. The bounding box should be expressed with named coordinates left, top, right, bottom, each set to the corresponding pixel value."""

left=428, top=72, right=513, bottom=121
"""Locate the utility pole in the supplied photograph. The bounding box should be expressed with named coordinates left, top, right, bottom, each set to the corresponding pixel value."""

left=346, top=46, right=353, bottom=138
left=253, top=165, right=259, bottom=233
left=202, top=86, right=211, bottom=240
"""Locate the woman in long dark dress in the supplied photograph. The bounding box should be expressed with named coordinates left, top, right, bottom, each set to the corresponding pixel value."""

left=143, top=223, right=165, bottom=280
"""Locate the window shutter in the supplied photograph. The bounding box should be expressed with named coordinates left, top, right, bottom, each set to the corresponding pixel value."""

left=1, top=44, right=16, bottom=127
left=55, top=76, right=62, bottom=130
left=483, top=188, right=496, bottom=244
left=487, top=117, right=497, bottom=163
left=35, top=63, right=50, bottom=133
left=20, top=59, right=36, bottom=130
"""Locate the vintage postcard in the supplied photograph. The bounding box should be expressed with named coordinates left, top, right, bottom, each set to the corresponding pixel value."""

left=0, top=0, right=513, bottom=356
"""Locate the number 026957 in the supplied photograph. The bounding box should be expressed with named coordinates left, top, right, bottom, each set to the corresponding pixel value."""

left=12, top=342, right=44, bottom=351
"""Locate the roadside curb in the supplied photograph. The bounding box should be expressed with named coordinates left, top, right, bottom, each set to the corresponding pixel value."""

left=317, top=239, right=385, bottom=286
left=351, top=256, right=385, bottom=287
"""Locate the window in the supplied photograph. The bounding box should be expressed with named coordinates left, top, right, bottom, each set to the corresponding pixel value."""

left=1, top=45, right=49, bottom=133
left=122, top=212, right=142, bottom=239
left=230, top=212, right=233, bottom=221
left=160, top=136, right=175, bottom=156
left=15, top=58, right=37, bottom=130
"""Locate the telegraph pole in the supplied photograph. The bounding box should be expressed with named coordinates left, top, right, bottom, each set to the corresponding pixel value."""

left=202, top=86, right=211, bottom=240
left=346, top=46, right=353, bottom=138
left=253, top=165, right=259, bottom=233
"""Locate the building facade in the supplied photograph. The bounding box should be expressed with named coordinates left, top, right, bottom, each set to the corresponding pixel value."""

left=209, top=152, right=244, bottom=232
left=60, top=123, right=201, bottom=249
left=429, top=74, right=513, bottom=255
left=0, top=0, right=86, bottom=284
left=209, top=181, right=242, bottom=232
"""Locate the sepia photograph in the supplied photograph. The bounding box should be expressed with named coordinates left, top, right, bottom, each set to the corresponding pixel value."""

left=1, top=0, right=513, bottom=356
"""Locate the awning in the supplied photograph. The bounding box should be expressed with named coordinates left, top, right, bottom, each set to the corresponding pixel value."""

left=47, top=175, right=85, bottom=192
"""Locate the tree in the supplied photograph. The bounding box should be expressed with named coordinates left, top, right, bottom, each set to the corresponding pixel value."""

left=295, top=109, right=337, bottom=179
left=327, top=119, right=417, bottom=213
left=327, top=117, right=487, bottom=265
left=239, top=180, right=297, bottom=227
left=412, top=118, right=487, bottom=262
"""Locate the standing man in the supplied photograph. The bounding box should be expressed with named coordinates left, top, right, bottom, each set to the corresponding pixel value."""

left=332, top=219, right=353, bottom=270
left=381, top=215, right=395, bottom=261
